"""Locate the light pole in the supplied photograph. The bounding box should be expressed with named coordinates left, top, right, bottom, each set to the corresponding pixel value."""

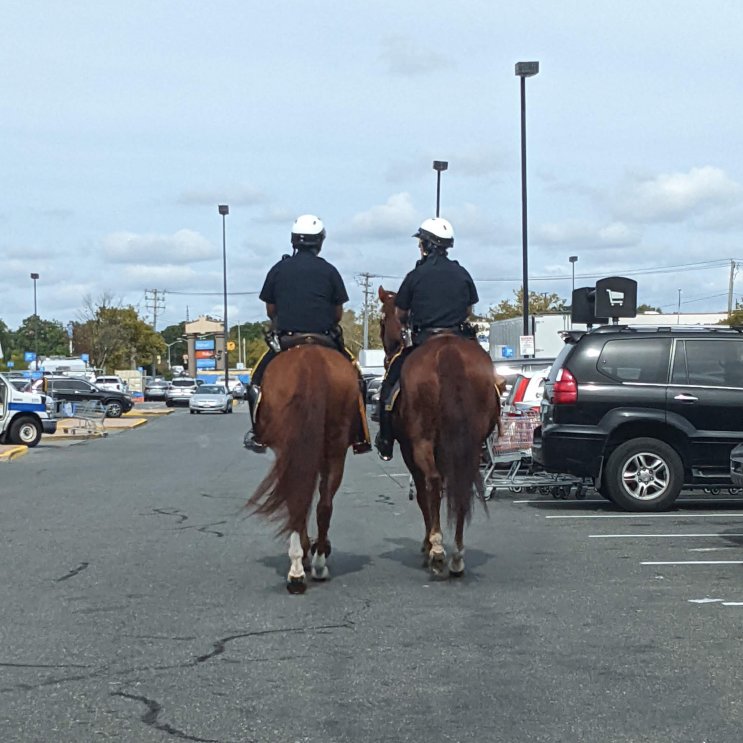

left=515, top=61, right=539, bottom=341
left=164, top=339, right=185, bottom=371
left=677, top=288, right=682, bottom=324
left=432, top=160, right=448, bottom=217
left=218, top=205, right=230, bottom=390
left=30, top=273, right=39, bottom=370
left=569, top=256, right=578, bottom=296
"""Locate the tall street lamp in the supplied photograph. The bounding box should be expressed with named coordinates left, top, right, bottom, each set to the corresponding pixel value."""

left=569, top=255, right=578, bottom=295
left=218, top=205, right=230, bottom=390
left=515, top=60, right=539, bottom=342
left=30, top=273, right=39, bottom=370
left=432, top=160, right=448, bottom=217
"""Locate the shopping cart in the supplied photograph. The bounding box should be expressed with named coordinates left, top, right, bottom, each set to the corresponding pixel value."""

left=54, top=400, right=108, bottom=436
left=480, top=411, right=589, bottom=500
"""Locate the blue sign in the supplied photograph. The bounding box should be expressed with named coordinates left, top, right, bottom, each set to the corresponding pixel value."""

left=24, top=352, right=36, bottom=362
left=196, top=358, right=216, bottom=369
left=81, top=353, right=90, bottom=363
left=501, top=346, right=515, bottom=359
left=195, top=339, right=215, bottom=351
left=6, top=361, right=14, bottom=368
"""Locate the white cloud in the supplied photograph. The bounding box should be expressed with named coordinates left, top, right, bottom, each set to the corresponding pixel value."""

left=343, top=192, right=420, bottom=242
left=102, top=229, right=217, bottom=265
left=177, top=185, right=267, bottom=207
left=536, top=219, right=641, bottom=249
left=379, top=35, right=453, bottom=76
left=386, top=149, right=509, bottom=184
left=614, top=166, right=742, bottom=223
left=117, top=264, right=216, bottom=291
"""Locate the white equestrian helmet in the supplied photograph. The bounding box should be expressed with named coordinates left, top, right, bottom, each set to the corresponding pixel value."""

left=413, top=217, right=455, bottom=249
left=291, top=214, right=326, bottom=248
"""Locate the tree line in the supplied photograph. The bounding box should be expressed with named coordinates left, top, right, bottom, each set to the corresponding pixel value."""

left=2, top=288, right=672, bottom=375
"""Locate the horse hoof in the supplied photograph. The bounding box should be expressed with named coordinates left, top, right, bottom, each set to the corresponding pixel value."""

left=286, top=577, right=307, bottom=595
left=429, top=553, right=447, bottom=576
left=449, top=568, right=465, bottom=579
left=311, top=567, right=329, bottom=582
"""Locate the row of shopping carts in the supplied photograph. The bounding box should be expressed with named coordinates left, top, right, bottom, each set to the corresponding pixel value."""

left=480, top=411, right=591, bottom=501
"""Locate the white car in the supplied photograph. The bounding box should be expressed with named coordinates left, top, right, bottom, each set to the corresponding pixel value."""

left=94, top=375, right=128, bottom=393
left=217, top=377, right=247, bottom=399
left=189, top=384, right=233, bottom=414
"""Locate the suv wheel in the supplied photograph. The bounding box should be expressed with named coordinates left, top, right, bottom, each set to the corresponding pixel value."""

left=604, top=437, right=683, bottom=512
left=105, top=401, right=124, bottom=418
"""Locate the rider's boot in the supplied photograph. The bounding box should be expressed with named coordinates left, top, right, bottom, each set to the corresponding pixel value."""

left=374, top=400, right=394, bottom=461
left=244, top=384, right=266, bottom=453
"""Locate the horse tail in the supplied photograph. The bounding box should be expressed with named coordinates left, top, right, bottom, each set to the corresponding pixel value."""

left=437, top=343, right=485, bottom=526
left=247, top=360, right=326, bottom=536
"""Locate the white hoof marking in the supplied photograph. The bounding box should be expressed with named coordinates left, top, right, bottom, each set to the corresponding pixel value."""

left=288, top=531, right=306, bottom=581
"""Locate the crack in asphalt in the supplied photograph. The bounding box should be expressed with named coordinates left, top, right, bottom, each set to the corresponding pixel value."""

left=0, top=662, right=91, bottom=669
left=191, top=620, right=354, bottom=665
left=54, top=561, right=89, bottom=582
left=177, top=521, right=228, bottom=538
left=112, top=691, right=235, bottom=743
left=152, top=508, right=189, bottom=523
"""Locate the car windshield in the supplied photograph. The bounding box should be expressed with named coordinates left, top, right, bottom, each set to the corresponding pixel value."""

left=197, top=385, right=225, bottom=395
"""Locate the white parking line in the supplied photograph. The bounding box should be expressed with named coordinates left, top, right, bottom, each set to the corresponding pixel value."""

left=688, top=547, right=739, bottom=552
left=722, top=602, right=743, bottom=606
left=589, top=533, right=743, bottom=538
left=641, top=560, right=743, bottom=565
left=547, top=513, right=743, bottom=519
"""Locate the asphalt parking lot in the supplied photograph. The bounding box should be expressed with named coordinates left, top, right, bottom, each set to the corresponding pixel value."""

left=2, top=407, right=743, bottom=741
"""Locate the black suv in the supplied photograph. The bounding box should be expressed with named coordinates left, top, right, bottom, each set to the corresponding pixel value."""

left=532, top=325, right=743, bottom=511
left=43, top=376, right=134, bottom=418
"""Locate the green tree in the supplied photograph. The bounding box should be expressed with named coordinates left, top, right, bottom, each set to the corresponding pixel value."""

left=14, top=315, right=69, bottom=358
left=74, top=294, right=165, bottom=372
left=637, top=304, right=662, bottom=313
left=486, top=288, right=567, bottom=322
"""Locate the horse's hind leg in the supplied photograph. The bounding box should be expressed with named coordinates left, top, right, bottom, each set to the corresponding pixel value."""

left=312, top=450, right=345, bottom=581
left=400, top=441, right=432, bottom=557
left=449, top=511, right=466, bottom=578
left=412, top=440, right=446, bottom=575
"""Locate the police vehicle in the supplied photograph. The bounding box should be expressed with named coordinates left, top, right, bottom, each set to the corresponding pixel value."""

left=0, top=372, right=57, bottom=447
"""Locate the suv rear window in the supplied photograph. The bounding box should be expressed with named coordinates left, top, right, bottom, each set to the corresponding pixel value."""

left=597, top=338, right=671, bottom=383
left=171, top=379, right=196, bottom=387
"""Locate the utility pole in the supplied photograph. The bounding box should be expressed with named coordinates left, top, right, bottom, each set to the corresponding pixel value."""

left=728, top=259, right=737, bottom=316
left=145, top=289, right=166, bottom=375
left=357, top=272, right=375, bottom=349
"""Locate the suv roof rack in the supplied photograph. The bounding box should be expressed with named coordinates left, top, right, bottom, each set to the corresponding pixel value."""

left=588, top=324, right=743, bottom=335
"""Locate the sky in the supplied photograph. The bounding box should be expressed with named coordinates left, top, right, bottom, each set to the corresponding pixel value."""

left=3, top=0, right=743, bottom=332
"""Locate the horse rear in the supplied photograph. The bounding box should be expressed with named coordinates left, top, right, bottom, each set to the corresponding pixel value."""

left=396, top=336, right=500, bottom=577
left=247, top=346, right=360, bottom=593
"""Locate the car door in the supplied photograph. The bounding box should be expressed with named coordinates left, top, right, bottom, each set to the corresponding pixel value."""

left=666, top=338, right=743, bottom=475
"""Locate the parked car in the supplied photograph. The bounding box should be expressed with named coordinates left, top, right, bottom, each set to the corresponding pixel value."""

left=165, top=377, right=199, bottom=407
left=189, top=384, right=233, bottom=414
left=144, top=378, right=170, bottom=401
left=494, top=357, right=556, bottom=397
left=533, top=325, right=743, bottom=512
left=366, top=375, right=384, bottom=404
left=731, top=444, right=743, bottom=487
left=37, top=375, right=134, bottom=418
left=215, top=377, right=247, bottom=399
left=93, top=375, right=128, bottom=393
left=502, top=367, right=550, bottom=416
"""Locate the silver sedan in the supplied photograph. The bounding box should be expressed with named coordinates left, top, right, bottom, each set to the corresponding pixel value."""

left=189, top=384, right=233, bottom=414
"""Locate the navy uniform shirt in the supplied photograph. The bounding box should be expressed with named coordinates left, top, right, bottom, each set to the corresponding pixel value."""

left=259, top=250, right=349, bottom=333
left=395, top=253, right=478, bottom=329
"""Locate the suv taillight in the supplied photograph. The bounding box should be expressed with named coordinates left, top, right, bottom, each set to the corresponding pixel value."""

left=552, top=368, right=577, bottom=404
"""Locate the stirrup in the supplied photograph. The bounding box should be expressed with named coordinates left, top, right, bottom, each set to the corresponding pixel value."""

left=243, top=430, right=266, bottom=453
left=352, top=440, right=372, bottom=455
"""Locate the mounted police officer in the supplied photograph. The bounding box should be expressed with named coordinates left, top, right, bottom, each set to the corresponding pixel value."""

left=375, top=217, right=479, bottom=461
left=245, top=214, right=371, bottom=454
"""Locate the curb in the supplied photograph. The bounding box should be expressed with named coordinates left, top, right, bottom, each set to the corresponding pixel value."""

left=0, top=446, right=29, bottom=461
left=124, top=409, right=173, bottom=417
left=109, top=418, right=148, bottom=429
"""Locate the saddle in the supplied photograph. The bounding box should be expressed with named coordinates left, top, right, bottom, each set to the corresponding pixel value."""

left=279, top=332, right=337, bottom=351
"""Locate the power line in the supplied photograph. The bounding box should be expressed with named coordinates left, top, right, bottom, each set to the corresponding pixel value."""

left=165, top=290, right=260, bottom=296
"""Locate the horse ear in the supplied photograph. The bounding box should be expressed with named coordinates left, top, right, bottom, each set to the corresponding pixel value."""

left=377, top=286, right=386, bottom=301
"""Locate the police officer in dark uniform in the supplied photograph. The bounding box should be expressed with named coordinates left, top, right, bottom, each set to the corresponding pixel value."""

left=375, top=217, right=479, bottom=461
left=245, top=214, right=370, bottom=453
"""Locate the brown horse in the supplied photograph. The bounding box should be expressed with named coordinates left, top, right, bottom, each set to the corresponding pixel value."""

left=378, top=286, right=502, bottom=577
left=247, top=345, right=362, bottom=593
